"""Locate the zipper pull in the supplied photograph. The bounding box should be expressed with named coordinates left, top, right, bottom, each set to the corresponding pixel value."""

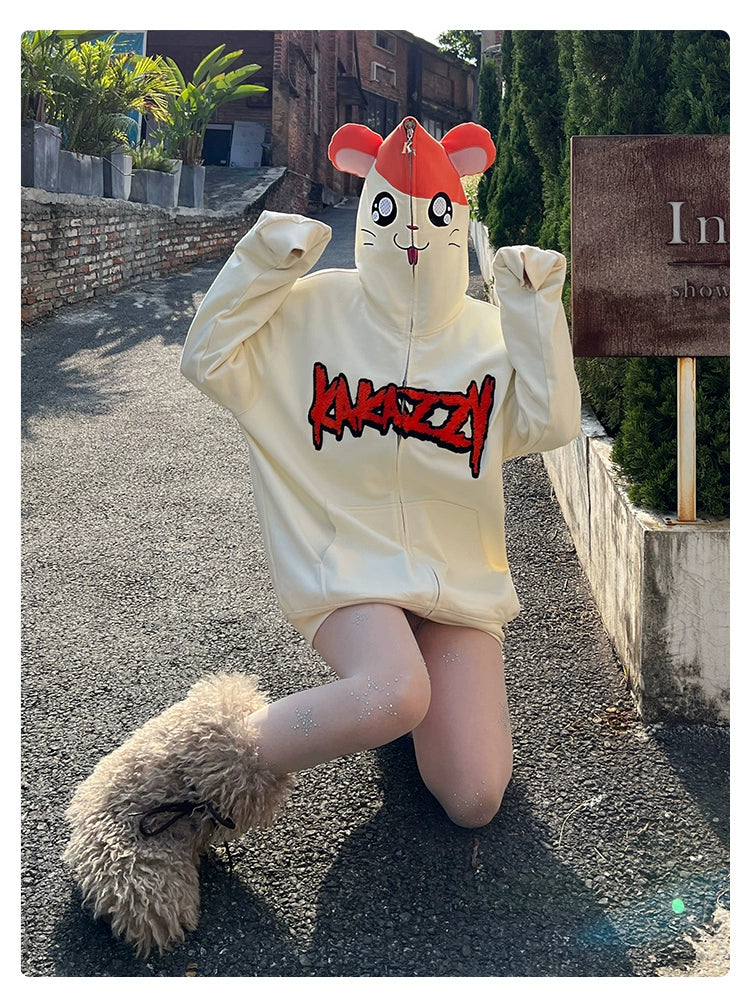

left=402, top=118, right=416, bottom=155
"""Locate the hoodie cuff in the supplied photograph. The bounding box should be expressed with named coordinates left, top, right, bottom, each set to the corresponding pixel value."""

left=247, top=210, right=332, bottom=272
left=492, top=245, right=566, bottom=292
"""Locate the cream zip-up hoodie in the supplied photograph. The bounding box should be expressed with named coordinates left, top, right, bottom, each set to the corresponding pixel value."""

left=181, top=118, right=581, bottom=646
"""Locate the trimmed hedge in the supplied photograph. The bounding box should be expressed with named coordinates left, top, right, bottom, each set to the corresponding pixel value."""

left=476, top=30, right=729, bottom=518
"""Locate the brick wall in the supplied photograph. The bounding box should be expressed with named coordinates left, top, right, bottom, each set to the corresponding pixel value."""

left=21, top=190, right=258, bottom=325
left=20, top=185, right=305, bottom=326
left=357, top=30, right=409, bottom=107
left=354, top=31, right=477, bottom=138
left=271, top=31, right=346, bottom=200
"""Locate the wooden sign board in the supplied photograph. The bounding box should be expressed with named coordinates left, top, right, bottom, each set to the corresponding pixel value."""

left=571, top=135, right=729, bottom=357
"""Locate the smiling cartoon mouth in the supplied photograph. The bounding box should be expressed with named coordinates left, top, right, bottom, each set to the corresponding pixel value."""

left=393, top=234, right=429, bottom=265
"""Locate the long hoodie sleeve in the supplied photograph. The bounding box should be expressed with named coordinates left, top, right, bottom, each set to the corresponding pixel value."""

left=493, top=245, right=581, bottom=461
left=181, top=210, right=331, bottom=417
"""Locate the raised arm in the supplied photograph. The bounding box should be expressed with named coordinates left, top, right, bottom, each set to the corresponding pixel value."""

left=493, top=245, right=581, bottom=460
left=181, top=210, right=331, bottom=416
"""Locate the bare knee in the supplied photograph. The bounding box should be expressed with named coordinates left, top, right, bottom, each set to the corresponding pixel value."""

left=392, top=662, right=432, bottom=730
left=433, top=767, right=512, bottom=829
left=314, top=604, right=431, bottom=740
left=348, top=660, right=431, bottom=744
left=378, top=660, right=431, bottom=734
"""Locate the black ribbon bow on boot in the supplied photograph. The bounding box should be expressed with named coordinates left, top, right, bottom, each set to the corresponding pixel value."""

left=135, top=800, right=236, bottom=837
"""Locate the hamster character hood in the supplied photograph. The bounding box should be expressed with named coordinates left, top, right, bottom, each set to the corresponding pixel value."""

left=180, top=115, right=581, bottom=647
left=329, top=117, right=495, bottom=333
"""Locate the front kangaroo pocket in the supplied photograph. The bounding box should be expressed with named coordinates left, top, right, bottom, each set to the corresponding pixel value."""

left=405, top=499, right=509, bottom=615
left=319, top=501, right=418, bottom=605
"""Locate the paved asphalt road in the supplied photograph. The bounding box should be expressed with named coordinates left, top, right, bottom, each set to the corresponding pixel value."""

left=20, top=199, right=730, bottom=981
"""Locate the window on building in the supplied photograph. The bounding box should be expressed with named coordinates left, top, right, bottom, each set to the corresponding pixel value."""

left=371, top=62, right=397, bottom=87
left=423, top=118, right=444, bottom=139
left=374, top=31, right=397, bottom=54
left=363, top=91, right=399, bottom=136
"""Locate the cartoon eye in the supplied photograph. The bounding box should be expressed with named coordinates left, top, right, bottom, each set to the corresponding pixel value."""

left=371, top=192, right=397, bottom=226
left=428, top=192, right=453, bottom=227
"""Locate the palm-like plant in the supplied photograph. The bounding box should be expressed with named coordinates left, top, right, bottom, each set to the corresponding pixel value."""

left=21, top=30, right=99, bottom=123
left=129, top=141, right=179, bottom=172
left=49, top=35, right=178, bottom=156
left=157, top=45, right=268, bottom=165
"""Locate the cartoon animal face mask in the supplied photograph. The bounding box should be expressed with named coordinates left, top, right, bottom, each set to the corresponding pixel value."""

left=329, top=117, right=495, bottom=332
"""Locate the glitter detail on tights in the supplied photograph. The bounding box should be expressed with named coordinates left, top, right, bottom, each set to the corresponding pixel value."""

left=452, top=780, right=488, bottom=811
left=350, top=676, right=400, bottom=721
left=291, top=708, right=319, bottom=738
left=442, top=651, right=462, bottom=665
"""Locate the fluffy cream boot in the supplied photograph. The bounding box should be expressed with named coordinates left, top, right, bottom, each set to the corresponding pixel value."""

left=64, top=673, right=293, bottom=957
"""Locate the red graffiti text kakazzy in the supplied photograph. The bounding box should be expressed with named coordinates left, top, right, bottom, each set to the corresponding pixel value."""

left=308, top=362, right=496, bottom=478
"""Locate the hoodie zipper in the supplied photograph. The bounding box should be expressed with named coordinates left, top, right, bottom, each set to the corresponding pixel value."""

left=394, top=122, right=440, bottom=613
left=396, top=118, right=417, bottom=546
left=396, top=316, right=413, bottom=545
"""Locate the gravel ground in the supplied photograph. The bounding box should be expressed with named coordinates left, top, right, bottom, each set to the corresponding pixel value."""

left=20, top=199, right=730, bottom=981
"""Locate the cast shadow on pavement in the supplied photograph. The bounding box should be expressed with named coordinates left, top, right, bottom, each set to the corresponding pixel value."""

left=649, top=724, right=729, bottom=853
left=48, top=735, right=638, bottom=978
left=21, top=265, right=220, bottom=439
left=49, top=869, right=300, bottom=978
left=298, top=736, right=638, bottom=978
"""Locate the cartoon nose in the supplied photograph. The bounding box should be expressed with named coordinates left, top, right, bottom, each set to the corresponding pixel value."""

left=407, top=224, right=419, bottom=230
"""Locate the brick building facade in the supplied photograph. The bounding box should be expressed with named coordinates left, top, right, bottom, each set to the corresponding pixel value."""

left=356, top=30, right=477, bottom=139
left=144, top=30, right=478, bottom=210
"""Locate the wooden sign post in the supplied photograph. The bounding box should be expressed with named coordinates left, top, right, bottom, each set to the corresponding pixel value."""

left=570, top=134, right=729, bottom=522
left=677, top=356, right=697, bottom=522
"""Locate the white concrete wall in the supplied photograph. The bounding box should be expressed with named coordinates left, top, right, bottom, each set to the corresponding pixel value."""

left=546, top=429, right=730, bottom=723
left=470, top=219, right=730, bottom=723
left=641, top=519, right=730, bottom=720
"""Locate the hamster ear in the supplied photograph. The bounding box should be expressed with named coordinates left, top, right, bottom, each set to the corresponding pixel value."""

left=328, top=123, right=383, bottom=177
left=441, top=122, right=495, bottom=176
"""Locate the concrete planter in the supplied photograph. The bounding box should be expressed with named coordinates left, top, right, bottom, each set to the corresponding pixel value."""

left=103, top=152, right=132, bottom=201
left=57, top=150, right=104, bottom=197
left=21, top=121, right=61, bottom=191
left=129, top=160, right=182, bottom=208
left=178, top=164, right=206, bottom=208
left=469, top=218, right=729, bottom=724
left=544, top=410, right=729, bottom=724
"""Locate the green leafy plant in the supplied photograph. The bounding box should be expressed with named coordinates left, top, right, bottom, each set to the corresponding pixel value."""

left=128, top=141, right=179, bottom=173
left=437, top=30, right=482, bottom=65
left=21, top=30, right=99, bottom=123
left=462, top=173, right=481, bottom=219
left=475, top=57, right=501, bottom=220
left=48, top=34, right=178, bottom=156
left=156, top=45, right=268, bottom=165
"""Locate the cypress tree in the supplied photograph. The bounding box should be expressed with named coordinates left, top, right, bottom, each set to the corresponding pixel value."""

left=565, top=30, right=637, bottom=438
left=476, top=56, right=501, bottom=219
left=477, top=56, right=501, bottom=140
left=604, top=32, right=674, bottom=505
left=695, top=357, right=730, bottom=518
left=566, top=30, right=632, bottom=134
left=484, top=31, right=544, bottom=249
left=555, top=30, right=575, bottom=265
left=661, top=30, right=728, bottom=517
left=613, top=353, right=729, bottom=519
left=513, top=30, right=567, bottom=250
left=607, top=30, right=729, bottom=517
left=475, top=29, right=729, bottom=515
left=608, top=30, right=672, bottom=133
left=611, top=358, right=678, bottom=511
left=664, top=30, right=729, bottom=133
